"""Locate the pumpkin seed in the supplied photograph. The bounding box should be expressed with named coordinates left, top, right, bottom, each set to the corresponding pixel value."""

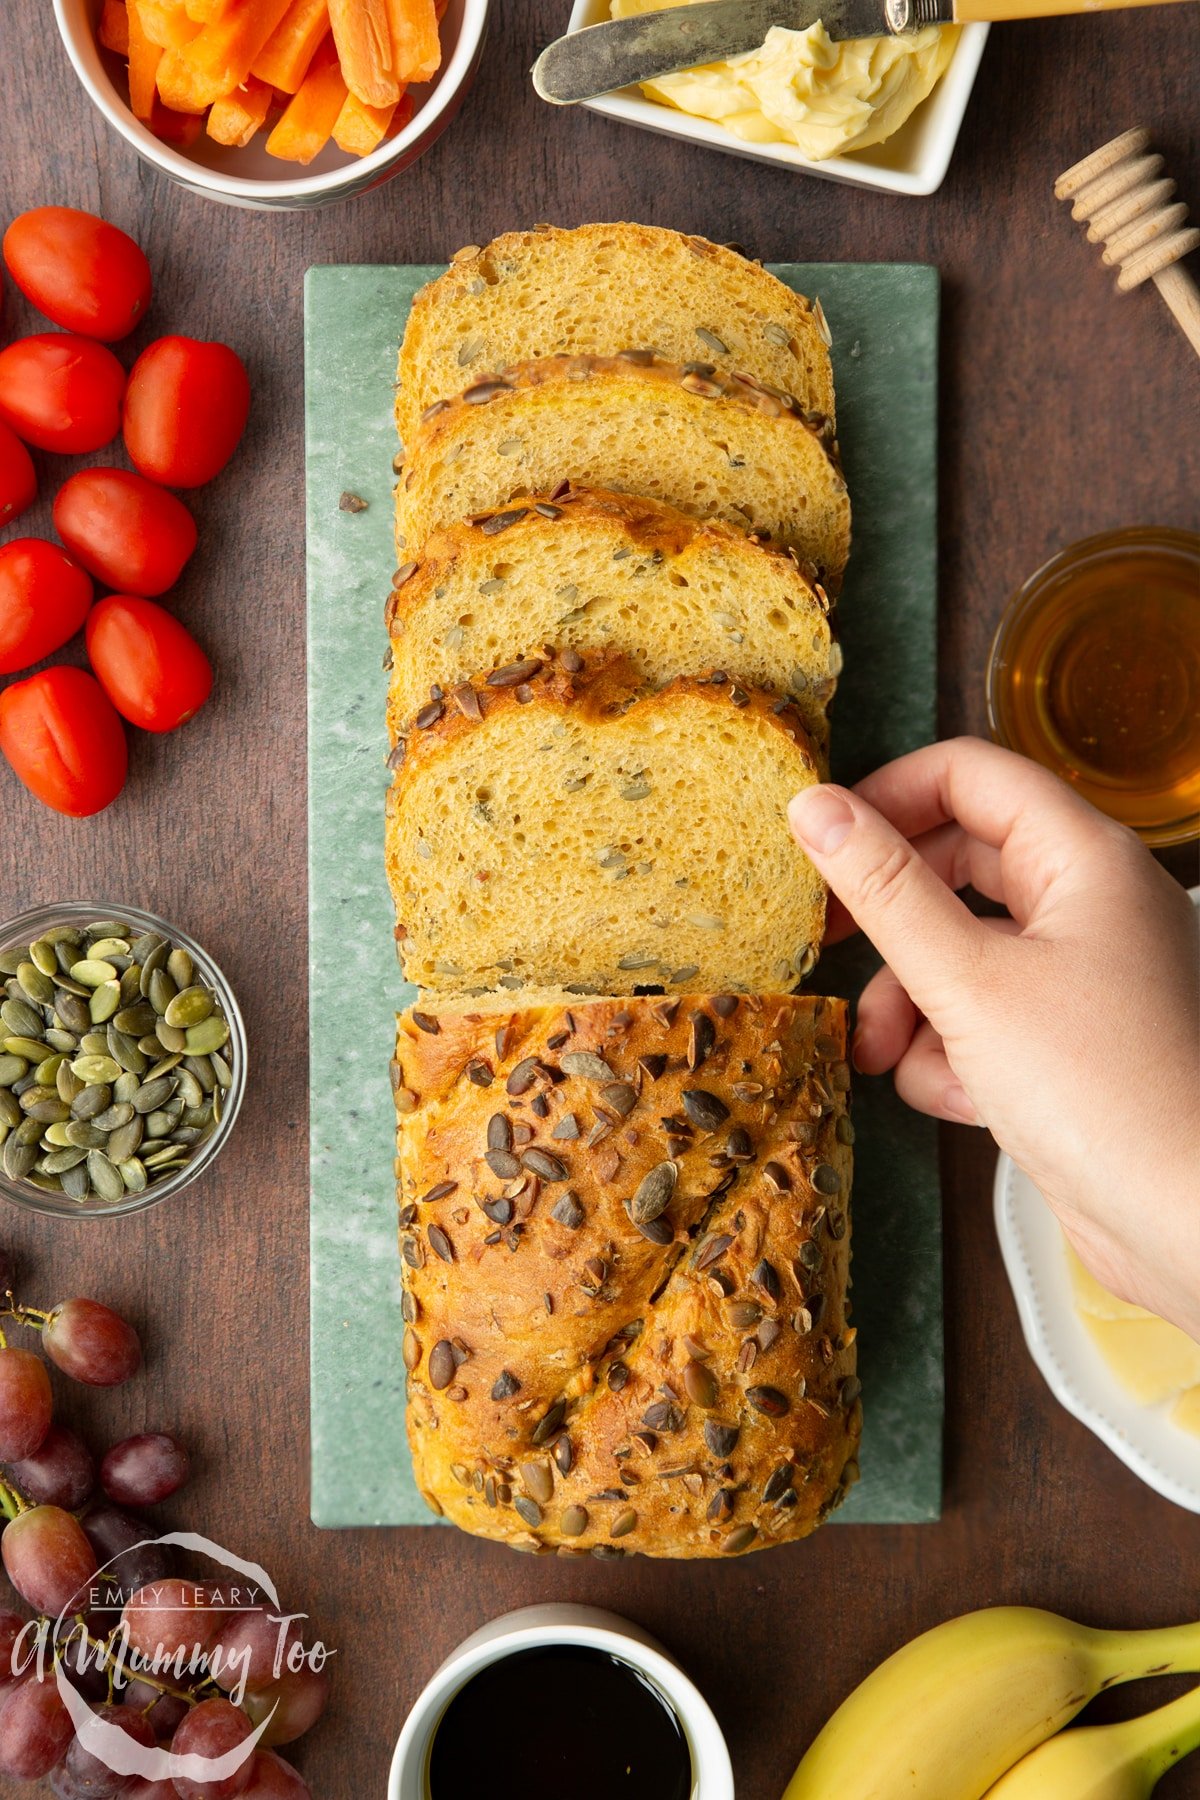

left=0, top=1092, right=20, bottom=1129
left=86, top=1151, right=124, bottom=1202
left=79, top=1033, right=110, bottom=1057
left=166, top=948, right=193, bottom=989
left=119, top=1158, right=148, bottom=1193
left=33, top=1054, right=65, bottom=1086
left=0, top=1055, right=27, bottom=1087
left=2, top=998, right=44, bottom=1039
left=60, top=1162, right=90, bottom=1201
left=16, top=963, right=55, bottom=1007
left=155, top=1020, right=187, bottom=1054
left=29, top=940, right=59, bottom=978
left=89, top=982, right=122, bottom=1024
left=164, top=986, right=213, bottom=1029
left=72, top=1056, right=122, bottom=1086
left=42, top=1148, right=88, bottom=1175
left=106, top=1119, right=143, bottom=1165
left=184, top=1016, right=229, bottom=1056
left=70, top=959, right=117, bottom=988
left=71, top=1083, right=112, bottom=1121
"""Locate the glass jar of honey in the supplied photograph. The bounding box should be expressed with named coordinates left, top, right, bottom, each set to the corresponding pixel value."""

left=987, top=527, right=1200, bottom=847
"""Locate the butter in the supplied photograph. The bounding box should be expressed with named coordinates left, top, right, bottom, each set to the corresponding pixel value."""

left=1066, top=1243, right=1200, bottom=1433
left=610, top=0, right=959, bottom=162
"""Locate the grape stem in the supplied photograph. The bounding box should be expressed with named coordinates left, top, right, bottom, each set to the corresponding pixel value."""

left=0, top=1476, right=27, bottom=1519
left=0, top=1302, right=51, bottom=1331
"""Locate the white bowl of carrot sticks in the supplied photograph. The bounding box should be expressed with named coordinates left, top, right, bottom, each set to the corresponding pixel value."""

left=54, top=0, right=490, bottom=208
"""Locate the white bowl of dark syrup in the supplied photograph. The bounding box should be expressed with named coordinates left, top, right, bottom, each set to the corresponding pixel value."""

left=389, top=1604, right=733, bottom=1799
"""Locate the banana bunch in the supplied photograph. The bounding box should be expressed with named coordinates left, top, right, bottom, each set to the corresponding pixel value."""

left=783, top=1607, right=1200, bottom=1800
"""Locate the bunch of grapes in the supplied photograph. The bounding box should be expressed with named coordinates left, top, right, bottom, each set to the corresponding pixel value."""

left=0, top=1251, right=328, bottom=1797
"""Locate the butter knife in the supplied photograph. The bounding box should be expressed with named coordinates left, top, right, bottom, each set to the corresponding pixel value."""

left=533, top=0, right=1187, bottom=104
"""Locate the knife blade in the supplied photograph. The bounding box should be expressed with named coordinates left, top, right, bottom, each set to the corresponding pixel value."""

left=532, top=0, right=923, bottom=104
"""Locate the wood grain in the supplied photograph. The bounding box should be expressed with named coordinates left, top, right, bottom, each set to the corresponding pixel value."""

left=0, top=5, right=1197, bottom=1795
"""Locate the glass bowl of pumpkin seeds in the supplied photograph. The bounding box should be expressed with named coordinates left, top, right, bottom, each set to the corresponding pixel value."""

left=0, top=904, right=246, bottom=1219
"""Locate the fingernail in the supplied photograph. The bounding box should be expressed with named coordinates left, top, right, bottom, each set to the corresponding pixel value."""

left=943, top=1083, right=979, bottom=1125
left=789, top=787, right=854, bottom=854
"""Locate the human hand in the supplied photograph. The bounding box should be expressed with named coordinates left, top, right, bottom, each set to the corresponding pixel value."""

left=788, top=737, right=1200, bottom=1340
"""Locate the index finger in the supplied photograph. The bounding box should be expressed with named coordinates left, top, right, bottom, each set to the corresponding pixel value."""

left=853, top=737, right=1113, bottom=851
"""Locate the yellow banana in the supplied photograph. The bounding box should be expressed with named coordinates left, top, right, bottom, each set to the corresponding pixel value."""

left=983, top=1681, right=1200, bottom=1798
left=783, top=1608, right=1200, bottom=1800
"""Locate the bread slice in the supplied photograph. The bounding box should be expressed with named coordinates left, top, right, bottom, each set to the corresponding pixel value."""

left=385, top=486, right=839, bottom=754
left=396, top=354, right=850, bottom=591
left=395, top=991, right=858, bottom=1556
left=385, top=651, right=826, bottom=998
left=396, top=223, right=835, bottom=448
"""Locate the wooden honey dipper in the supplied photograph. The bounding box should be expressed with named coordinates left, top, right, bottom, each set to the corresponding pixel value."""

left=1056, top=127, right=1200, bottom=357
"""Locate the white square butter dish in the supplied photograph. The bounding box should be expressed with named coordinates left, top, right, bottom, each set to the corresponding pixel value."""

left=562, top=0, right=988, bottom=196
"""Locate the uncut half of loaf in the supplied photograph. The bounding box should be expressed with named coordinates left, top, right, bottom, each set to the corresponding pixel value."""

left=395, top=222, right=836, bottom=448
left=385, top=485, right=840, bottom=755
left=395, top=354, right=851, bottom=593
left=385, top=650, right=826, bottom=999
left=394, top=992, right=860, bottom=1556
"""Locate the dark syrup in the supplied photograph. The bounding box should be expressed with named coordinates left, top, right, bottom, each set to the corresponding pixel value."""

left=426, top=1646, right=693, bottom=1800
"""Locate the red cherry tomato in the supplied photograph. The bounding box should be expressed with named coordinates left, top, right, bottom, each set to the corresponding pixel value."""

left=0, top=335, right=125, bottom=454
left=123, top=336, right=251, bottom=488
left=0, top=540, right=94, bottom=675
left=0, top=666, right=127, bottom=816
left=2, top=208, right=152, bottom=343
left=0, top=422, right=36, bottom=528
left=86, top=596, right=212, bottom=733
left=53, top=467, right=197, bottom=597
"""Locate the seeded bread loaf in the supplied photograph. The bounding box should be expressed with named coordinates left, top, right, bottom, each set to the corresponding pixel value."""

left=395, top=354, right=851, bottom=593
left=395, top=223, right=836, bottom=449
left=385, top=651, right=826, bottom=1000
left=385, top=486, right=839, bottom=755
left=395, top=992, right=859, bottom=1556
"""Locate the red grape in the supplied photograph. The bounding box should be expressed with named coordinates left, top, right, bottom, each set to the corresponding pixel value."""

left=0, top=1672, right=74, bottom=1778
left=64, top=1697, right=156, bottom=1798
left=50, top=1766, right=92, bottom=1800
left=8, top=1422, right=96, bottom=1509
left=125, top=1781, right=178, bottom=1799
left=209, top=1609, right=301, bottom=1696
left=242, top=1668, right=330, bottom=1747
left=44, top=1299, right=142, bottom=1386
left=121, top=1674, right=188, bottom=1740
left=100, top=1433, right=189, bottom=1508
left=241, top=1750, right=312, bottom=1798
left=123, top=1579, right=223, bottom=1671
left=82, top=1503, right=172, bottom=1612
left=0, top=1345, right=53, bottom=1461
left=170, top=1697, right=255, bottom=1799
left=2, top=1504, right=99, bottom=1617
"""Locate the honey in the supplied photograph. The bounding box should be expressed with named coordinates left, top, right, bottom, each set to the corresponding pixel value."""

left=987, top=528, right=1200, bottom=845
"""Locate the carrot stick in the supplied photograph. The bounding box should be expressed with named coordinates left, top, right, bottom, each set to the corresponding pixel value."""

left=126, top=1, right=163, bottom=120
left=332, top=85, right=406, bottom=155
left=135, top=1, right=201, bottom=50
left=184, top=0, right=231, bottom=20
left=99, top=0, right=131, bottom=53
left=384, top=0, right=440, bottom=87
left=328, top=0, right=397, bottom=108
left=154, top=46, right=211, bottom=111
left=252, top=0, right=328, bottom=91
left=207, top=74, right=274, bottom=143
left=265, top=35, right=347, bottom=163
left=178, top=0, right=294, bottom=107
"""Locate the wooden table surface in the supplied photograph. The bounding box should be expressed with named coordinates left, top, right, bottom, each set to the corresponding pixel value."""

left=2, top=4, right=1198, bottom=1796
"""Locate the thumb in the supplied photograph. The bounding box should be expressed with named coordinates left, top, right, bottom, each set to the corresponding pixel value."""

left=788, top=784, right=993, bottom=1025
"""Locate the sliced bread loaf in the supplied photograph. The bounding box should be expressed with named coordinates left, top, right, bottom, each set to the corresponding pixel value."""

left=396, top=354, right=850, bottom=591
left=385, top=486, right=839, bottom=753
left=396, top=223, right=835, bottom=448
left=385, top=651, right=826, bottom=998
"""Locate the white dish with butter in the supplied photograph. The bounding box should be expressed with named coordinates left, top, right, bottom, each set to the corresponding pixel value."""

left=995, top=1151, right=1200, bottom=1516
left=563, top=0, right=988, bottom=196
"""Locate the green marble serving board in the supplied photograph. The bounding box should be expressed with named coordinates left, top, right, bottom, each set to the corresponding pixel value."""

left=305, top=263, right=943, bottom=1528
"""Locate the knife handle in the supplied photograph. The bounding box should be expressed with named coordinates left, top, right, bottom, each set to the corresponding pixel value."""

left=952, top=0, right=1186, bottom=20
